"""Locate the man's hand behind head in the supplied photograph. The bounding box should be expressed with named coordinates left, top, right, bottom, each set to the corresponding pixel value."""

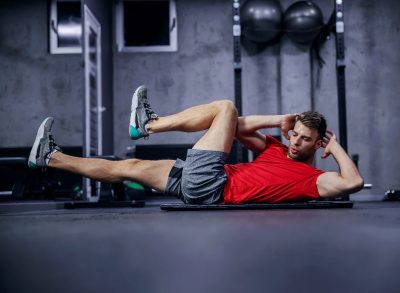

left=281, top=113, right=299, bottom=140
left=321, top=130, right=338, bottom=159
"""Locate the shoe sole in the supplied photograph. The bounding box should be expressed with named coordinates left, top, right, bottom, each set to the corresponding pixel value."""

left=129, top=85, right=145, bottom=139
left=28, top=117, right=53, bottom=169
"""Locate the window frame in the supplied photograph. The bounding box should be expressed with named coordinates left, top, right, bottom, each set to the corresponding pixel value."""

left=116, top=0, right=178, bottom=53
left=49, top=0, right=82, bottom=54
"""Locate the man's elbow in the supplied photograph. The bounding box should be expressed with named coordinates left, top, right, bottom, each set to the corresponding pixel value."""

left=348, top=176, right=364, bottom=193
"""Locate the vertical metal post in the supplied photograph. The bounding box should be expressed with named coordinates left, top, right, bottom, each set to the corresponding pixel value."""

left=233, top=0, right=242, bottom=116
left=335, top=0, right=350, bottom=200
left=335, top=0, right=348, bottom=152
left=232, top=0, right=248, bottom=162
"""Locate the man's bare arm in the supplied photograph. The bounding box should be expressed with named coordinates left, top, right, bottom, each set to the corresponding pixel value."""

left=317, top=131, right=364, bottom=198
left=235, top=114, right=297, bottom=154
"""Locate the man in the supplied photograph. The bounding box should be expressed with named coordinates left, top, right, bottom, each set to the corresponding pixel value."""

left=28, top=85, right=364, bottom=204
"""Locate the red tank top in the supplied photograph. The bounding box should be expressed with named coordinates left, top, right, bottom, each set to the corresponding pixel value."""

left=223, top=136, right=324, bottom=203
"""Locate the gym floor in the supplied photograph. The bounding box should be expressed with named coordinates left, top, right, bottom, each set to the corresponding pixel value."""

left=1, top=198, right=399, bottom=293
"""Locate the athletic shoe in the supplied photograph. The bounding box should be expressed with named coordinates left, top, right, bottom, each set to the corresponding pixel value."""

left=129, top=85, right=158, bottom=140
left=28, top=117, right=62, bottom=170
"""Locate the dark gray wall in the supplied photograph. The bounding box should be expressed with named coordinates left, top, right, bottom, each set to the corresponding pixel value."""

left=0, top=0, right=113, bottom=154
left=0, top=0, right=399, bottom=197
left=0, top=0, right=83, bottom=148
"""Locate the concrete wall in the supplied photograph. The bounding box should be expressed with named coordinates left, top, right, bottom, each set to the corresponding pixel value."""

left=0, top=0, right=113, bottom=153
left=0, top=0, right=399, bottom=196
left=0, top=0, right=83, bottom=148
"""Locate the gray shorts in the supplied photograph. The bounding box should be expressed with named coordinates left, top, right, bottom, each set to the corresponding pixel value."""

left=165, top=149, right=228, bottom=204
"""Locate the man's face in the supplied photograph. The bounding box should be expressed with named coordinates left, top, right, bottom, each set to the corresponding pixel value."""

left=287, top=121, right=322, bottom=162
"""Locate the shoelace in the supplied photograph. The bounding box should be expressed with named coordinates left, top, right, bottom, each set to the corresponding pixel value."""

left=48, top=135, right=58, bottom=149
left=143, top=102, right=158, bottom=119
left=42, top=135, right=59, bottom=170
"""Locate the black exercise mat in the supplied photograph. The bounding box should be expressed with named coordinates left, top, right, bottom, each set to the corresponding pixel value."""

left=160, top=201, right=353, bottom=211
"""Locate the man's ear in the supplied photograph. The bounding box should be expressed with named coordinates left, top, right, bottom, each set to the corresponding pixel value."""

left=314, top=139, right=323, bottom=150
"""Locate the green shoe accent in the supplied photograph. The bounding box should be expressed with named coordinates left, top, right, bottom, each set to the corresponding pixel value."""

left=28, top=161, right=38, bottom=169
left=129, top=125, right=142, bottom=139
left=126, top=182, right=145, bottom=191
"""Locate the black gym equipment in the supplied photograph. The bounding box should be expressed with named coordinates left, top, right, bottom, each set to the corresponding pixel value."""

left=0, top=146, right=84, bottom=200
left=240, top=0, right=283, bottom=44
left=284, top=1, right=324, bottom=45
left=384, top=190, right=400, bottom=202
left=160, top=200, right=353, bottom=211
left=65, top=198, right=145, bottom=209
left=0, top=157, right=28, bottom=199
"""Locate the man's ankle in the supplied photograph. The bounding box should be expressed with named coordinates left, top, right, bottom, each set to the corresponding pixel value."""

left=46, top=150, right=60, bottom=166
left=145, top=118, right=157, bottom=134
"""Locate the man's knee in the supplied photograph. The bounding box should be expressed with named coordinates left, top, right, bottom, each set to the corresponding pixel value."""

left=211, top=100, right=238, bottom=117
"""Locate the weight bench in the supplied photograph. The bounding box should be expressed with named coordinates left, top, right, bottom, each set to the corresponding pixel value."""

left=160, top=201, right=353, bottom=211
left=0, top=157, right=29, bottom=198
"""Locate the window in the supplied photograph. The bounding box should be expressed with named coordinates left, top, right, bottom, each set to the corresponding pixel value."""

left=116, top=0, right=177, bottom=52
left=49, top=0, right=82, bottom=54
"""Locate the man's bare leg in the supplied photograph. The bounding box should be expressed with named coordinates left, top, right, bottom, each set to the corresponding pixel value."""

left=130, top=86, right=237, bottom=152
left=48, top=153, right=175, bottom=192
left=147, top=100, right=238, bottom=153
left=29, top=100, right=238, bottom=192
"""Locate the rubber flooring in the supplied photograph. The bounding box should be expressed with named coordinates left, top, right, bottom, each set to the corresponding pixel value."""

left=0, top=200, right=399, bottom=293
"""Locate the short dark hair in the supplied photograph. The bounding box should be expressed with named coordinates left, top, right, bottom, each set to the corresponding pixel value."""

left=297, top=111, right=327, bottom=139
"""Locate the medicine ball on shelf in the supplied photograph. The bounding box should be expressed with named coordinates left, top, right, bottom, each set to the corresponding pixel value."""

left=284, top=1, right=324, bottom=45
left=241, top=0, right=283, bottom=44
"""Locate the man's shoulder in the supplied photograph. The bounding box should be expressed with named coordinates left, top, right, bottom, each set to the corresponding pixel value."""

left=258, top=136, right=288, bottom=159
left=265, top=135, right=285, bottom=147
